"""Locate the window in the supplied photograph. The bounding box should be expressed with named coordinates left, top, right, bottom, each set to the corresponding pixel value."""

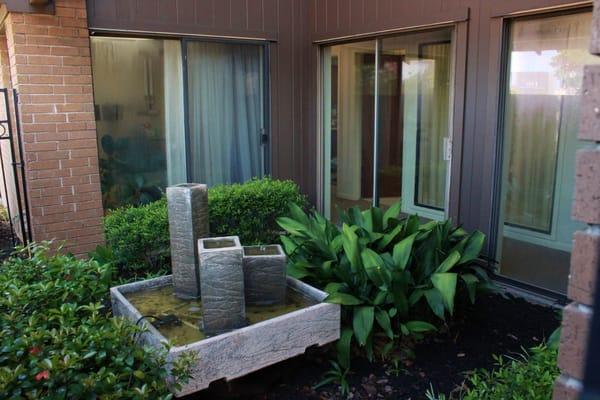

left=321, top=28, right=454, bottom=221
left=496, top=11, right=598, bottom=293
left=91, top=37, right=267, bottom=210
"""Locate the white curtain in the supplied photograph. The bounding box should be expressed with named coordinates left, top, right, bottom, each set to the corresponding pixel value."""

left=504, top=12, right=597, bottom=232
left=163, top=41, right=187, bottom=185
left=416, top=42, right=451, bottom=209
left=336, top=47, right=363, bottom=201
left=186, top=42, right=263, bottom=186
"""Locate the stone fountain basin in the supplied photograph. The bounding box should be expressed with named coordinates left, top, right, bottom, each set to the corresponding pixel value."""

left=110, top=275, right=340, bottom=397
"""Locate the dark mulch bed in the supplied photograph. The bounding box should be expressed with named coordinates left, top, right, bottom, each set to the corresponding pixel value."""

left=187, top=292, right=559, bottom=400
left=0, top=219, right=15, bottom=260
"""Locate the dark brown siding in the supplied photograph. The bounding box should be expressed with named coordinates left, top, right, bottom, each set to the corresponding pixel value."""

left=86, top=0, right=310, bottom=196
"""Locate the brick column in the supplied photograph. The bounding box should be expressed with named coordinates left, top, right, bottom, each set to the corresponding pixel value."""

left=2, top=0, right=104, bottom=256
left=553, top=3, right=600, bottom=398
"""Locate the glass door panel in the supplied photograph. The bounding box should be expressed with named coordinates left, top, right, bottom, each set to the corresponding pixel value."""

left=497, top=11, right=598, bottom=293
left=322, top=40, right=377, bottom=220
left=186, top=41, right=265, bottom=186
left=379, top=28, right=454, bottom=219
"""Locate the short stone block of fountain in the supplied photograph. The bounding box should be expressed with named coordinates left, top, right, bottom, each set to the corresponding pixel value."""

left=243, top=245, right=286, bottom=305
left=110, top=275, right=340, bottom=397
left=198, top=236, right=246, bottom=335
left=167, top=183, right=209, bottom=299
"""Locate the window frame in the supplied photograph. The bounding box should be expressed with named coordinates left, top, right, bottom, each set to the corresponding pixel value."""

left=316, top=22, right=468, bottom=222
left=89, top=32, right=272, bottom=193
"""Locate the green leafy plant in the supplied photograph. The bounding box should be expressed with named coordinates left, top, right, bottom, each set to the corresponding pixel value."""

left=208, top=177, right=308, bottom=245
left=0, top=243, right=194, bottom=399
left=278, top=202, right=492, bottom=366
left=461, top=343, right=559, bottom=400
left=103, top=197, right=170, bottom=279
left=101, top=177, right=308, bottom=280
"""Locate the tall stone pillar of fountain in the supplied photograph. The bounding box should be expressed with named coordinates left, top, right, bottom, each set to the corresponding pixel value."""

left=167, top=183, right=209, bottom=299
left=198, top=236, right=246, bottom=335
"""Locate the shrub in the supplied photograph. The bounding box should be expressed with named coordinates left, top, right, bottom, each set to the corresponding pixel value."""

left=277, top=203, right=493, bottom=367
left=208, top=177, right=308, bottom=245
left=0, top=243, right=193, bottom=399
left=461, top=343, right=559, bottom=400
left=103, top=177, right=308, bottom=278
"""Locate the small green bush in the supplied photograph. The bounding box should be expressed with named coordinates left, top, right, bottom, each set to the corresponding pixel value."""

left=461, top=344, right=559, bottom=400
left=104, top=198, right=170, bottom=278
left=278, top=202, right=493, bottom=368
left=0, top=243, right=193, bottom=399
left=103, top=177, right=307, bottom=278
left=208, top=177, right=308, bottom=245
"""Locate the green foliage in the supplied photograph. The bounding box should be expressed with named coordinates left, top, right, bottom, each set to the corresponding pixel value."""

left=461, top=344, right=559, bottom=400
left=278, top=202, right=493, bottom=366
left=208, top=177, right=308, bottom=245
left=103, top=197, right=170, bottom=279
left=0, top=243, right=194, bottom=399
left=101, top=177, right=307, bottom=279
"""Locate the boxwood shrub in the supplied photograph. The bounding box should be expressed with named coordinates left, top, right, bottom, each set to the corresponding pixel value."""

left=103, top=177, right=307, bottom=278
left=0, top=243, right=193, bottom=399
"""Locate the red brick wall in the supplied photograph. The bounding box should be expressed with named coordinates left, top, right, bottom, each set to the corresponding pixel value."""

left=553, top=2, right=600, bottom=398
left=2, top=0, right=104, bottom=256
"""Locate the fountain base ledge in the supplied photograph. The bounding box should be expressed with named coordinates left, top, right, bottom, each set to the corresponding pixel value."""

left=110, top=275, right=341, bottom=397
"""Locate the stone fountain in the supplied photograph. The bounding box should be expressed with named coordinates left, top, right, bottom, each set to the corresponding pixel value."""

left=110, top=183, right=340, bottom=397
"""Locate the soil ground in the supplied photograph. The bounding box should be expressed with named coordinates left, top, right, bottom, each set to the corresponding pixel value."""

left=187, top=292, right=559, bottom=400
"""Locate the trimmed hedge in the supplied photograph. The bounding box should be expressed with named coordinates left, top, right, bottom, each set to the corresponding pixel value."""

left=103, top=177, right=307, bottom=278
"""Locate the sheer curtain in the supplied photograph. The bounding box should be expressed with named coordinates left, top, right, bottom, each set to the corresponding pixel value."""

left=416, top=42, right=450, bottom=209
left=186, top=42, right=263, bottom=186
left=503, top=12, right=596, bottom=232
left=163, top=41, right=187, bottom=185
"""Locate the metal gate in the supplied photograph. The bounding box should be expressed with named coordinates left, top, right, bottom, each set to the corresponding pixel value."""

left=0, top=88, right=31, bottom=248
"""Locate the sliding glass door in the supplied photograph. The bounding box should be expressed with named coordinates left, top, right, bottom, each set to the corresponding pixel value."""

left=91, top=37, right=268, bottom=210
left=322, top=28, right=455, bottom=221
left=497, top=11, right=598, bottom=293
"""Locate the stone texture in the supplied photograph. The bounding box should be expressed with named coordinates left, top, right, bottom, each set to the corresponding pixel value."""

left=110, top=275, right=341, bottom=397
left=572, top=148, right=600, bottom=224
left=553, top=375, right=582, bottom=400
left=243, top=245, right=287, bottom=305
left=592, top=0, right=600, bottom=55
left=198, top=236, right=246, bottom=335
left=557, top=303, right=593, bottom=381
left=568, top=230, right=600, bottom=306
left=167, top=184, right=209, bottom=299
left=579, top=65, right=600, bottom=141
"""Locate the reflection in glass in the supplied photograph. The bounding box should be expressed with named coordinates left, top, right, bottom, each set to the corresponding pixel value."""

left=498, top=12, right=598, bottom=293
left=322, top=40, right=377, bottom=220
left=91, top=37, right=186, bottom=209
left=380, top=29, right=453, bottom=215
left=322, top=29, right=454, bottom=221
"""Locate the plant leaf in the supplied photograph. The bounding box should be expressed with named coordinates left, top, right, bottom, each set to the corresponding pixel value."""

left=336, top=328, right=354, bottom=370
left=436, top=250, right=461, bottom=273
left=405, top=320, right=437, bottom=333
left=459, top=231, right=485, bottom=264
left=326, top=292, right=363, bottom=305
left=424, top=288, right=445, bottom=320
left=383, top=201, right=402, bottom=229
left=392, top=233, right=417, bottom=270
left=431, top=273, right=458, bottom=315
left=342, top=224, right=362, bottom=272
left=353, top=306, right=375, bottom=346
left=375, top=309, right=394, bottom=339
left=461, top=273, right=479, bottom=304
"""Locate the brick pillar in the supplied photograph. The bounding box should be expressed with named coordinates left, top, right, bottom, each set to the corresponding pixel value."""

left=553, top=2, right=600, bottom=398
left=2, top=0, right=104, bottom=256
